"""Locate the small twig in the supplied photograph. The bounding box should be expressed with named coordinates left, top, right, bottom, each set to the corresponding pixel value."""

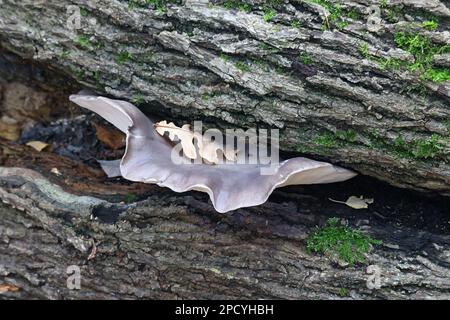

left=328, top=198, right=346, bottom=204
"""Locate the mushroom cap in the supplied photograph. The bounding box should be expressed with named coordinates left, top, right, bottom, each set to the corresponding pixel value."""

left=70, top=93, right=356, bottom=213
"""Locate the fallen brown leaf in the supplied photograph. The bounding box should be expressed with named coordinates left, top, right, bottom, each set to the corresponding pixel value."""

left=93, top=122, right=126, bottom=150
left=0, top=118, right=21, bottom=141
left=26, top=140, right=50, bottom=152
left=0, top=284, right=20, bottom=294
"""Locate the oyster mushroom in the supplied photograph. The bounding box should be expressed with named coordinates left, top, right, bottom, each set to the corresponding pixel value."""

left=70, top=93, right=356, bottom=213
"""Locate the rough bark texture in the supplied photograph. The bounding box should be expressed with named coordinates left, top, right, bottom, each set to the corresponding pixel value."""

left=0, top=0, right=449, bottom=195
left=0, top=135, right=448, bottom=300
left=1, top=0, right=450, bottom=301
left=0, top=160, right=450, bottom=300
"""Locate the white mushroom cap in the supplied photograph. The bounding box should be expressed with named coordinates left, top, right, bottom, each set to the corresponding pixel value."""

left=70, top=93, right=357, bottom=213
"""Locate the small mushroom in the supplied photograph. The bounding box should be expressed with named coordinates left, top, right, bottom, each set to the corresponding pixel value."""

left=70, top=93, right=356, bottom=213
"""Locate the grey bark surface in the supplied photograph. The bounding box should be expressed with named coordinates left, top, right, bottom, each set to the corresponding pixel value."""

left=1, top=166, right=450, bottom=300
left=1, top=0, right=450, bottom=300
left=0, top=0, right=449, bottom=195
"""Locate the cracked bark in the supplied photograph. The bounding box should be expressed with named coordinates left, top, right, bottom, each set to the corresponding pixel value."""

left=0, top=161, right=450, bottom=299
left=1, top=0, right=450, bottom=300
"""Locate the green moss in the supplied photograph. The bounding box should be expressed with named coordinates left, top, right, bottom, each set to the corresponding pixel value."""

left=336, top=129, right=357, bottom=142
left=116, top=50, right=134, bottom=64
left=263, top=8, right=277, bottom=22
left=422, top=19, right=439, bottom=31
left=222, top=0, right=252, bottom=12
left=385, top=7, right=403, bottom=23
left=392, top=135, right=411, bottom=158
left=445, top=121, right=450, bottom=135
left=314, top=133, right=339, bottom=148
left=313, top=129, right=358, bottom=148
left=295, top=143, right=315, bottom=154
left=394, top=32, right=450, bottom=83
left=291, top=19, right=302, bottom=28
left=128, top=0, right=179, bottom=12
left=76, top=35, right=93, bottom=49
left=220, top=53, right=231, bottom=62
left=125, top=193, right=138, bottom=203
left=359, top=43, right=370, bottom=58
left=337, top=21, right=349, bottom=29
left=266, top=0, right=284, bottom=7
left=395, top=32, right=432, bottom=58
left=202, top=92, right=221, bottom=101
left=380, top=0, right=388, bottom=9
left=378, top=133, right=446, bottom=160
left=307, top=218, right=382, bottom=266
left=305, top=0, right=362, bottom=29
left=299, top=52, right=313, bottom=65
left=80, top=8, right=88, bottom=16
left=306, top=0, right=343, bottom=29
left=132, top=93, right=146, bottom=105
left=422, top=68, right=450, bottom=82
left=379, top=57, right=406, bottom=71
left=338, top=288, right=350, bottom=297
left=94, top=70, right=102, bottom=84
left=412, top=134, right=445, bottom=159
left=358, top=32, right=450, bottom=83
left=60, top=50, right=71, bottom=59
left=367, top=129, right=448, bottom=161
left=75, top=35, right=102, bottom=50
left=128, top=0, right=146, bottom=9
left=346, top=8, right=363, bottom=21
left=260, top=43, right=279, bottom=53
left=70, top=66, right=86, bottom=81
left=367, top=129, right=385, bottom=149
left=235, top=61, right=251, bottom=72
left=253, top=58, right=270, bottom=71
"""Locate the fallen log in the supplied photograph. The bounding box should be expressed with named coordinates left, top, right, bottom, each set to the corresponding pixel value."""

left=0, top=139, right=450, bottom=299
left=0, top=0, right=450, bottom=300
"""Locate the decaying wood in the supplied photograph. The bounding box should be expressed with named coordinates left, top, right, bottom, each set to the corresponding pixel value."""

left=1, top=0, right=450, bottom=300
left=0, top=0, right=449, bottom=195
left=0, top=141, right=449, bottom=299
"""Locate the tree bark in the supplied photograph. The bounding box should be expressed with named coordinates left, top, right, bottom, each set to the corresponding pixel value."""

left=0, top=155, right=449, bottom=299
left=0, top=0, right=449, bottom=195
left=1, top=0, right=450, bottom=300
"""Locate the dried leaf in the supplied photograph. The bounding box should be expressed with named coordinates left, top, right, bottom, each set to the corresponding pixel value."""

left=329, top=196, right=374, bottom=209
left=93, top=122, right=125, bottom=150
left=0, top=118, right=21, bottom=141
left=50, top=167, right=62, bottom=176
left=26, top=140, right=50, bottom=152
left=154, top=120, right=237, bottom=164
left=0, top=284, right=20, bottom=294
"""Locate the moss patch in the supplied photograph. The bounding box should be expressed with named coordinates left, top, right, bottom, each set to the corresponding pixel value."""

left=235, top=60, right=251, bottom=72
left=307, top=218, right=382, bottom=266
left=75, top=35, right=99, bottom=50
left=263, top=8, right=277, bottom=22
left=222, top=0, right=252, bottom=12
left=128, top=0, right=180, bottom=12
left=394, top=32, right=450, bottom=82
left=116, top=50, right=134, bottom=65
left=367, top=131, right=447, bottom=160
